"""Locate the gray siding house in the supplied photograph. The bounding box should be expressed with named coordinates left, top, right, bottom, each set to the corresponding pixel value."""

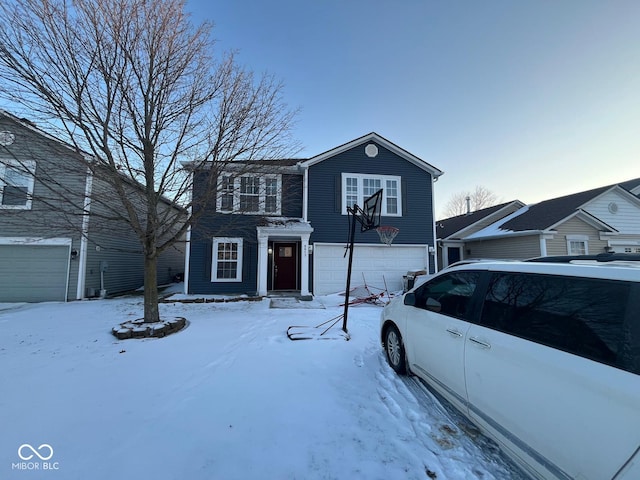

left=0, top=111, right=184, bottom=302
left=437, top=179, right=640, bottom=265
left=185, top=133, right=443, bottom=297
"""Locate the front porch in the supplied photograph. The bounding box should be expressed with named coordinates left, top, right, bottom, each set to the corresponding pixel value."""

left=256, top=219, right=314, bottom=298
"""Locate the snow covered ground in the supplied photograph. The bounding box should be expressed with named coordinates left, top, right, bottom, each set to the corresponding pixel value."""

left=0, top=289, right=527, bottom=479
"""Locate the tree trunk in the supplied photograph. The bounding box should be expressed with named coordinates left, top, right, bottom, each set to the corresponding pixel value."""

left=143, top=253, right=160, bottom=323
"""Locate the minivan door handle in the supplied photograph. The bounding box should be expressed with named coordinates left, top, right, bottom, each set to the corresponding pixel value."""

left=469, top=337, right=491, bottom=349
left=446, top=328, right=463, bottom=338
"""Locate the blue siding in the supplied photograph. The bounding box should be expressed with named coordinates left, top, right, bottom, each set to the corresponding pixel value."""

left=307, top=141, right=435, bottom=246
left=188, top=170, right=303, bottom=295
left=187, top=140, right=438, bottom=294
left=282, top=174, right=303, bottom=217
left=189, top=211, right=261, bottom=295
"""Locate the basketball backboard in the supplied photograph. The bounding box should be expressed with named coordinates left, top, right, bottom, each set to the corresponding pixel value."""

left=360, top=189, right=382, bottom=231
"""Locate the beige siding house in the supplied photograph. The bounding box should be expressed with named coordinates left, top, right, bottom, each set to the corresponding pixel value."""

left=436, top=179, right=640, bottom=266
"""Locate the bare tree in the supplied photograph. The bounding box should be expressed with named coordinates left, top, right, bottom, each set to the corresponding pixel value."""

left=0, top=0, right=298, bottom=322
left=442, top=185, right=501, bottom=218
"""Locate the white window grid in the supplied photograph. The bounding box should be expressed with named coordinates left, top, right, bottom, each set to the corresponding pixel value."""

left=0, top=160, right=36, bottom=210
left=341, top=173, right=402, bottom=216
left=217, top=174, right=281, bottom=215
left=568, top=240, right=588, bottom=255
left=211, top=237, right=243, bottom=282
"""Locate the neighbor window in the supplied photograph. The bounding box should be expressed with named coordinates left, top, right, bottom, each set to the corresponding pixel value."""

left=341, top=173, right=401, bottom=216
left=567, top=235, right=588, bottom=255
left=212, top=238, right=243, bottom=282
left=0, top=160, right=36, bottom=209
left=217, top=174, right=281, bottom=214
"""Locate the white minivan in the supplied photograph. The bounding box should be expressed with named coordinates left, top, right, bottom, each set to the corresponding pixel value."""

left=380, top=259, right=640, bottom=480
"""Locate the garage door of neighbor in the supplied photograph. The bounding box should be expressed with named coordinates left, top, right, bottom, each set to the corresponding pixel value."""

left=611, top=245, right=640, bottom=254
left=313, top=243, right=428, bottom=296
left=0, top=245, right=70, bottom=302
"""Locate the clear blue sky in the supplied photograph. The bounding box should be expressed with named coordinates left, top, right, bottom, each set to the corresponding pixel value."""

left=188, top=0, right=640, bottom=217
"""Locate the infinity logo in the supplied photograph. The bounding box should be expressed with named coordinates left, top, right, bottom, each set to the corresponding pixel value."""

left=18, top=444, right=54, bottom=461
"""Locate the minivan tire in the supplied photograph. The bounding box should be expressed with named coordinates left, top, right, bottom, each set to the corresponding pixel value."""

left=384, top=324, right=407, bottom=374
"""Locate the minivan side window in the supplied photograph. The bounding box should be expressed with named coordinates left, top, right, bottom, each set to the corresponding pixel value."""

left=413, top=271, right=480, bottom=320
left=480, top=272, right=636, bottom=374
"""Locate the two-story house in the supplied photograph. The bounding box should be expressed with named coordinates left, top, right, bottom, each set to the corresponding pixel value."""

left=185, top=132, right=443, bottom=297
left=0, top=110, right=185, bottom=302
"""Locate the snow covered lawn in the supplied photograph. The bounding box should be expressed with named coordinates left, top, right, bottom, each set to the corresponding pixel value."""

left=0, top=293, right=526, bottom=479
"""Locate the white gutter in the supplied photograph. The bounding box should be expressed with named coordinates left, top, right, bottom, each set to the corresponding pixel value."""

left=76, top=167, right=93, bottom=300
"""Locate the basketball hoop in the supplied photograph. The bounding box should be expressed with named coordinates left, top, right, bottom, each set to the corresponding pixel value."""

left=376, top=226, right=399, bottom=246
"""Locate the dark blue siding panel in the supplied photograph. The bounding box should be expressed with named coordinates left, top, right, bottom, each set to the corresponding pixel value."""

left=307, top=141, right=435, bottom=247
left=282, top=174, right=303, bottom=218
left=189, top=213, right=260, bottom=295
left=188, top=169, right=303, bottom=295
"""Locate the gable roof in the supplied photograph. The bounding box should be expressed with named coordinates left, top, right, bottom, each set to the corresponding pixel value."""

left=618, top=177, right=640, bottom=195
left=1, top=110, right=184, bottom=210
left=501, top=180, right=640, bottom=231
left=436, top=200, right=525, bottom=239
left=298, top=132, right=444, bottom=177
left=0, top=109, right=89, bottom=158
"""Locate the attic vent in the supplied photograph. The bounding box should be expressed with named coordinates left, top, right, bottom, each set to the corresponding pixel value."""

left=0, top=130, right=15, bottom=146
left=365, top=143, right=378, bottom=158
left=608, top=202, right=618, bottom=214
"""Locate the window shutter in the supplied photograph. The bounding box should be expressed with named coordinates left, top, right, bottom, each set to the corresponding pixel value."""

left=335, top=175, right=341, bottom=213
left=402, top=179, right=408, bottom=214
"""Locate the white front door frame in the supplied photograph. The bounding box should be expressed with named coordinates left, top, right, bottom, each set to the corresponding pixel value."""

left=256, top=222, right=314, bottom=296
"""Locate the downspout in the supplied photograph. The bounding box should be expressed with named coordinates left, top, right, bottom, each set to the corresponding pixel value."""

left=431, top=175, right=440, bottom=273
left=302, top=165, right=309, bottom=222
left=183, top=171, right=193, bottom=295
left=184, top=224, right=191, bottom=295
left=539, top=235, right=547, bottom=257
left=76, top=166, right=93, bottom=300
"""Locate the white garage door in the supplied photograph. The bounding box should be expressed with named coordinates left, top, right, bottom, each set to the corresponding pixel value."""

left=313, top=243, right=429, bottom=295
left=610, top=244, right=640, bottom=254
left=0, top=244, right=70, bottom=302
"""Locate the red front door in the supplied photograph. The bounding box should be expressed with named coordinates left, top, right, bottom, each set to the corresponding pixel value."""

left=273, top=242, right=298, bottom=290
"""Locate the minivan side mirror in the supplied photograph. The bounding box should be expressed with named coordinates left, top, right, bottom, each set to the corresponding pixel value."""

left=404, top=292, right=416, bottom=306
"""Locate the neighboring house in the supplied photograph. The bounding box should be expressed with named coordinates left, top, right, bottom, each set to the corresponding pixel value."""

left=436, top=179, right=640, bottom=266
left=436, top=200, right=526, bottom=269
left=0, top=110, right=185, bottom=302
left=185, top=132, right=443, bottom=297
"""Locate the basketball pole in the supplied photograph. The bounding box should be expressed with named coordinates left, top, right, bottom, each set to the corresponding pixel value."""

left=341, top=204, right=358, bottom=333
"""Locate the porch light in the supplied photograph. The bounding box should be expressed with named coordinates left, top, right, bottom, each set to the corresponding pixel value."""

left=268, top=247, right=273, bottom=255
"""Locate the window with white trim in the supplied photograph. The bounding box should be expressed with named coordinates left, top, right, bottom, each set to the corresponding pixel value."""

left=240, top=177, right=260, bottom=212
left=265, top=177, right=278, bottom=213
left=0, top=160, right=36, bottom=209
left=220, top=175, right=234, bottom=211
left=567, top=235, right=588, bottom=255
left=341, top=173, right=401, bottom=216
left=217, top=174, right=281, bottom=214
left=212, top=238, right=243, bottom=282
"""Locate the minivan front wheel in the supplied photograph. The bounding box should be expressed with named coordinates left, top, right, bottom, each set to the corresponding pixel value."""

left=384, top=324, right=407, bottom=374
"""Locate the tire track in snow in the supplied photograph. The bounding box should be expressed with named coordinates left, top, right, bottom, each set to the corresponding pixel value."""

left=373, top=350, right=529, bottom=479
